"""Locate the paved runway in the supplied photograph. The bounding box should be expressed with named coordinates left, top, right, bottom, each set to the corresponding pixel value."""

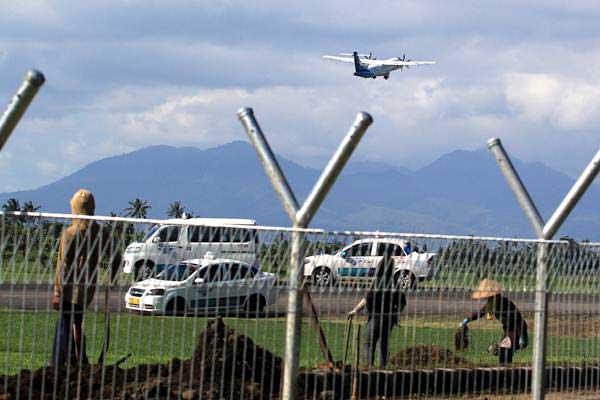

left=1, top=284, right=598, bottom=317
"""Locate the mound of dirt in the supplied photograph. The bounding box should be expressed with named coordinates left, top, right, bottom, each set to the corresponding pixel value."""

left=182, top=316, right=283, bottom=399
left=0, top=318, right=283, bottom=400
left=389, top=345, right=470, bottom=368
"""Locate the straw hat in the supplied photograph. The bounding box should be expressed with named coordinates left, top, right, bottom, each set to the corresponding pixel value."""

left=70, top=189, right=95, bottom=216
left=472, top=279, right=502, bottom=300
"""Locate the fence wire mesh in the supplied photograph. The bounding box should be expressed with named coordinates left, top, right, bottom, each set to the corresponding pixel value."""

left=1, top=212, right=600, bottom=399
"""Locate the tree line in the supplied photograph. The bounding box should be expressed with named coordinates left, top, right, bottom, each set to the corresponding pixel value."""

left=0, top=198, right=197, bottom=264
left=436, top=238, right=600, bottom=275
left=1, top=198, right=196, bottom=219
left=117, top=199, right=196, bottom=219
left=2, top=197, right=599, bottom=277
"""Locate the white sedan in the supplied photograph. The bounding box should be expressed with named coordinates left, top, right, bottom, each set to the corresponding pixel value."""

left=304, top=238, right=436, bottom=289
left=124, top=257, right=277, bottom=314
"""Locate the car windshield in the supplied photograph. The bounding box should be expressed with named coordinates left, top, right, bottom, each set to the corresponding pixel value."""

left=142, top=225, right=160, bottom=242
left=156, top=263, right=198, bottom=282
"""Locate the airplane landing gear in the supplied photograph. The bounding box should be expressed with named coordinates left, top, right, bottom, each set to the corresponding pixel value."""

left=384, top=74, right=390, bottom=80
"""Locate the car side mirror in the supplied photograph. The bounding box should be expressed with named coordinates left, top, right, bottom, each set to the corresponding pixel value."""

left=152, top=236, right=163, bottom=243
left=194, top=278, right=204, bottom=284
left=340, top=251, right=347, bottom=259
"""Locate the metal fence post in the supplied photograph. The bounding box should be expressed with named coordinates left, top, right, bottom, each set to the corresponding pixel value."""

left=532, top=241, right=549, bottom=399
left=237, top=108, right=299, bottom=221
left=238, top=108, right=372, bottom=400
left=283, top=227, right=306, bottom=399
left=487, top=138, right=600, bottom=400
left=0, top=70, right=45, bottom=152
left=487, top=138, right=544, bottom=237
left=297, top=112, right=372, bottom=227
left=543, top=149, right=600, bottom=239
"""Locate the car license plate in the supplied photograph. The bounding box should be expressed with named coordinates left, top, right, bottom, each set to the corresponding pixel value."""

left=129, top=298, right=140, bottom=305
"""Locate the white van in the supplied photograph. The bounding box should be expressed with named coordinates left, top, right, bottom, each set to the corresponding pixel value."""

left=122, top=218, right=259, bottom=280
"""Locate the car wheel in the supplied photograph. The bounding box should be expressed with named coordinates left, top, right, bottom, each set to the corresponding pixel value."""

left=134, top=260, right=155, bottom=281
left=396, top=270, right=416, bottom=290
left=165, top=297, right=187, bottom=316
left=312, top=267, right=334, bottom=287
left=244, top=294, right=266, bottom=313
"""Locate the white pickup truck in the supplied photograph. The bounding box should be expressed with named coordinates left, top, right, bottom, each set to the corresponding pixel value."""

left=303, top=238, right=436, bottom=289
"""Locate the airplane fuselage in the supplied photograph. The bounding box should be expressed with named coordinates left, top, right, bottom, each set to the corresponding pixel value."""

left=354, top=58, right=404, bottom=78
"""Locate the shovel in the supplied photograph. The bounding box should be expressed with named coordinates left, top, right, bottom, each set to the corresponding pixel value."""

left=316, top=315, right=354, bottom=370
left=342, top=315, right=353, bottom=366
left=97, top=282, right=111, bottom=365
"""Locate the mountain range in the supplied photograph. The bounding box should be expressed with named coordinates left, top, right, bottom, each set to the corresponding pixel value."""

left=2, top=141, right=599, bottom=240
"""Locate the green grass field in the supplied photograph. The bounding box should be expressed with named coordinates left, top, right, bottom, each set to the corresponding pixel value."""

left=2, top=310, right=599, bottom=376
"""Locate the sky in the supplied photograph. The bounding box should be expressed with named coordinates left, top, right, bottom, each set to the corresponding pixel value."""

left=1, top=1, right=600, bottom=192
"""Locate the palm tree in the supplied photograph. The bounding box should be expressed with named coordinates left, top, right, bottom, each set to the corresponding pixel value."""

left=1, top=198, right=22, bottom=257
left=166, top=201, right=186, bottom=218
left=22, top=201, right=41, bottom=213
left=20, top=201, right=42, bottom=257
left=123, top=198, right=151, bottom=219
left=2, top=198, right=21, bottom=212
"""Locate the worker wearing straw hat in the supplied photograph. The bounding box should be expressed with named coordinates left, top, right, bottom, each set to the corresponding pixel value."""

left=51, top=189, right=122, bottom=366
left=459, top=279, right=529, bottom=364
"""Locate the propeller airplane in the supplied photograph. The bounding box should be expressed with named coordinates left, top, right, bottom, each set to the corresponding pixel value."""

left=323, top=51, right=435, bottom=80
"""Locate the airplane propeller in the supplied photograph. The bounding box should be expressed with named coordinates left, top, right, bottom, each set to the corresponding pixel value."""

left=399, top=53, right=411, bottom=69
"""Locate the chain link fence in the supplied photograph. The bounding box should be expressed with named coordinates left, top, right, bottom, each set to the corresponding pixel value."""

left=1, top=212, right=600, bottom=399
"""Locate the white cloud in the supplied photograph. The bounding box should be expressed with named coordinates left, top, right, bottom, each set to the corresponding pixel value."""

left=505, top=73, right=600, bottom=130
left=103, top=78, right=506, bottom=169
left=2, top=1, right=600, bottom=192
left=505, top=74, right=561, bottom=123
left=0, top=1, right=62, bottom=27
left=0, top=151, right=12, bottom=168
left=36, top=159, right=61, bottom=176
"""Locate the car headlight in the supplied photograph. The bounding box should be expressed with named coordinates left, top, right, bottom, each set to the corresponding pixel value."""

left=126, top=245, right=142, bottom=253
left=147, top=288, right=165, bottom=296
left=304, top=258, right=311, bottom=265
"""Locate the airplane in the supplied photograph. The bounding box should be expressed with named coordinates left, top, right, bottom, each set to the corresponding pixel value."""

left=323, top=51, right=436, bottom=80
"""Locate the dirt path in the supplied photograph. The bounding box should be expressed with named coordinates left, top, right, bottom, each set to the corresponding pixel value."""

left=468, top=392, right=600, bottom=400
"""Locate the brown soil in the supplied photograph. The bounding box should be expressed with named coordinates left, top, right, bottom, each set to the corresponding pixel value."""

left=466, top=393, right=600, bottom=400
left=547, top=314, right=600, bottom=339
left=2, top=321, right=597, bottom=399
left=389, top=345, right=470, bottom=368
left=0, top=318, right=283, bottom=399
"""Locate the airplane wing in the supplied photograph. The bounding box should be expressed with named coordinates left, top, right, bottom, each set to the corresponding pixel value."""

left=340, top=53, right=371, bottom=58
left=323, top=55, right=354, bottom=63
left=380, top=60, right=436, bottom=67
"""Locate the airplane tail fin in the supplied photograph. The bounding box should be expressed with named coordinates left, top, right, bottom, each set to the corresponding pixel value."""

left=353, top=51, right=366, bottom=74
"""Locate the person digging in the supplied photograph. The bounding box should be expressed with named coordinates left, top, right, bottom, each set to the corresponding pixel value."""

left=458, top=279, right=528, bottom=364
left=348, top=252, right=407, bottom=368
left=51, top=189, right=122, bottom=367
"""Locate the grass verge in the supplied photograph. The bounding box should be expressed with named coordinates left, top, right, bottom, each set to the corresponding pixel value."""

left=2, top=310, right=600, bottom=376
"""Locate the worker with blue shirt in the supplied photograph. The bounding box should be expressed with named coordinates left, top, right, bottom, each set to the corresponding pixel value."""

left=459, top=279, right=528, bottom=363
